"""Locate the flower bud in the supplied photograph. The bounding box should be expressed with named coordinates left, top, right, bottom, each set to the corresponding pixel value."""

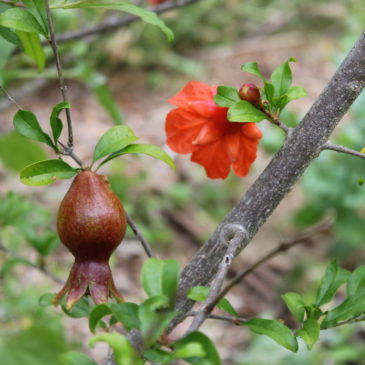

left=238, top=83, right=261, bottom=105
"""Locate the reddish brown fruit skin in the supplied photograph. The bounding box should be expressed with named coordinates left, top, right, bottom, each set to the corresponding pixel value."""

left=238, top=83, right=261, bottom=105
left=54, top=171, right=126, bottom=309
left=147, top=0, right=167, bottom=4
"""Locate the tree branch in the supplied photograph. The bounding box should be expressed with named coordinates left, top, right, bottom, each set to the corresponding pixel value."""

left=171, top=30, right=365, bottom=329
left=186, top=311, right=247, bottom=325
left=322, top=142, right=365, bottom=160
left=45, top=0, right=75, bottom=150
left=126, top=213, right=155, bottom=258
left=185, top=225, right=247, bottom=334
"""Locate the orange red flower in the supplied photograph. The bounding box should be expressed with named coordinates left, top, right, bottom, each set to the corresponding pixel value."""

left=165, top=81, right=263, bottom=179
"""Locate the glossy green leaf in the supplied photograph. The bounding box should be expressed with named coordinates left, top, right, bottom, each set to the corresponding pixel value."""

left=89, top=333, right=143, bottom=365
left=109, top=302, right=141, bottom=331
left=89, top=304, right=112, bottom=334
left=22, top=0, right=48, bottom=36
left=187, top=286, right=238, bottom=316
left=141, top=258, right=179, bottom=307
left=172, top=331, right=221, bottom=365
left=228, top=100, right=267, bottom=123
left=53, top=0, right=174, bottom=42
left=0, top=131, right=47, bottom=171
left=144, top=349, right=173, bottom=365
left=321, top=288, right=365, bottom=329
left=38, top=292, right=55, bottom=307
left=270, top=57, right=296, bottom=96
left=99, top=143, right=175, bottom=170
left=281, top=292, right=305, bottom=323
left=16, top=31, right=45, bottom=71
left=61, top=297, right=91, bottom=318
left=13, top=109, right=54, bottom=148
left=241, top=62, right=267, bottom=81
left=297, top=318, right=320, bottom=350
left=93, top=125, right=138, bottom=162
left=50, top=101, right=70, bottom=144
left=138, top=296, right=176, bottom=347
left=0, top=25, right=21, bottom=46
left=173, top=342, right=206, bottom=360
left=272, top=85, right=307, bottom=110
left=60, top=351, right=97, bottom=365
left=347, top=265, right=365, bottom=297
left=244, top=318, right=298, bottom=352
left=20, top=159, right=78, bottom=186
left=315, top=259, right=350, bottom=306
left=214, top=86, right=240, bottom=108
left=0, top=8, right=46, bottom=35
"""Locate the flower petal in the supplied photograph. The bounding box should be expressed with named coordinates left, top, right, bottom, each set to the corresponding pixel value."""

left=192, top=121, right=225, bottom=146
left=165, top=108, right=206, bottom=154
left=241, top=122, right=263, bottom=139
left=169, top=81, right=219, bottom=117
left=191, top=139, right=231, bottom=179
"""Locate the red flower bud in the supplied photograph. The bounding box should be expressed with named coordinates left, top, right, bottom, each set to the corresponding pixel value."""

left=238, top=83, right=261, bottom=105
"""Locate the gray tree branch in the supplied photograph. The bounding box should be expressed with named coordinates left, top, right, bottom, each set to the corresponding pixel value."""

left=170, top=30, right=365, bottom=329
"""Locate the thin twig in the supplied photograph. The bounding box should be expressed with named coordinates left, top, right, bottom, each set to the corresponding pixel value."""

left=322, top=142, right=365, bottom=160
left=186, top=311, right=247, bottom=325
left=58, top=141, right=83, bottom=167
left=329, top=314, right=365, bottom=328
left=217, top=219, right=332, bottom=302
left=0, top=85, right=22, bottom=109
left=185, top=224, right=247, bottom=334
left=0, top=242, right=63, bottom=284
left=126, top=213, right=155, bottom=258
left=45, top=0, right=74, bottom=149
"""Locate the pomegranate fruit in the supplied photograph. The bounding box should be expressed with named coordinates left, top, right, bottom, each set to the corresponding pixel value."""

left=238, top=83, right=261, bottom=105
left=53, top=170, right=126, bottom=309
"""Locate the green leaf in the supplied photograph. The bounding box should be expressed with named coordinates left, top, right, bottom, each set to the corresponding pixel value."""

left=50, top=101, right=70, bottom=145
left=347, top=265, right=365, bottom=298
left=16, top=31, right=45, bottom=71
left=214, top=86, right=240, bottom=108
left=0, top=131, right=47, bottom=171
left=141, top=258, right=179, bottom=307
left=53, top=0, right=174, bottom=42
left=244, top=318, right=298, bottom=352
left=297, top=318, right=320, bottom=350
left=138, top=296, right=176, bottom=347
left=20, top=159, right=78, bottom=186
left=270, top=57, right=296, bottom=96
left=89, top=304, right=112, bottom=334
left=109, top=302, right=141, bottom=331
left=172, top=331, right=221, bottom=365
left=61, top=297, right=91, bottom=318
left=315, top=259, right=350, bottom=306
left=93, top=84, right=124, bottom=125
left=60, top=351, right=97, bottom=365
left=187, top=286, right=238, bottom=316
left=272, top=85, right=307, bottom=110
left=173, top=342, right=206, bottom=360
left=22, top=0, right=48, bottom=36
left=321, top=288, right=365, bottom=329
left=99, top=143, right=175, bottom=170
left=0, top=25, right=21, bottom=46
left=227, top=100, right=267, bottom=123
left=38, top=292, right=55, bottom=307
left=0, top=8, right=46, bottom=35
left=93, top=125, right=138, bottom=162
left=241, top=62, right=267, bottom=81
left=281, top=292, right=305, bottom=323
left=13, top=109, right=54, bottom=149
left=89, top=333, right=143, bottom=365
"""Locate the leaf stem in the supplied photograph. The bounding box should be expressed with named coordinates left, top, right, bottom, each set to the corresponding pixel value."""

left=322, top=142, right=365, bottom=160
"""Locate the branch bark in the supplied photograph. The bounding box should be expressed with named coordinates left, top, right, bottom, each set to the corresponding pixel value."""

left=171, top=30, right=365, bottom=328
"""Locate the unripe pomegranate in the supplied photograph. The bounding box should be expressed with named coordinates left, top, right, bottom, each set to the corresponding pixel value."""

left=238, top=83, right=261, bottom=105
left=53, top=170, right=126, bottom=309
